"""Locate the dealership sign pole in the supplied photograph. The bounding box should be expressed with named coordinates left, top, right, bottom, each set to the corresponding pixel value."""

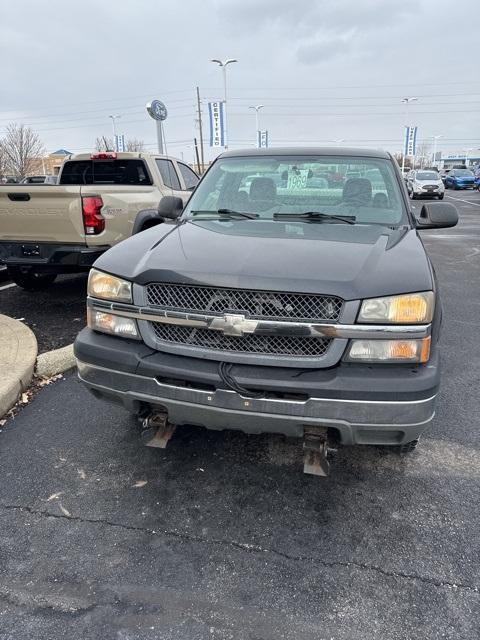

left=146, top=100, right=168, bottom=154
left=401, top=96, right=418, bottom=173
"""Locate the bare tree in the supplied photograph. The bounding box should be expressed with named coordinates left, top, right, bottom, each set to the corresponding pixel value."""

left=94, top=137, right=145, bottom=153
left=0, top=142, right=8, bottom=181
left=94, top=136, right=115, bottom=152
left=1, top=123, right=46, bottom=179
left=125, top=138, right=145, bottom=152
left=415, top=140, right=432, bottom=168
left=393, top=153, right=413, bottom=169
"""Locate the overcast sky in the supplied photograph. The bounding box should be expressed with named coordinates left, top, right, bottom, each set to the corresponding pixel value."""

left=1, top=0, right=478, bottom=163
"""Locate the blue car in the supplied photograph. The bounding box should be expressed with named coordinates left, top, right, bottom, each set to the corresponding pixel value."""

left=445, top=169, right=475, bottom=190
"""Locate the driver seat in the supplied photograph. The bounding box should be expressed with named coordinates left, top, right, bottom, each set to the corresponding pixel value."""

left=249, top=177, right=277, bottom=211
left=342, top=178, right=372, bottom=206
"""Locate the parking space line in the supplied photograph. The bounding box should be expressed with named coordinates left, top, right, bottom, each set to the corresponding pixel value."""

left=446, top=194, right=480, bottom=207
left=0, top=283, right=16, bottom=291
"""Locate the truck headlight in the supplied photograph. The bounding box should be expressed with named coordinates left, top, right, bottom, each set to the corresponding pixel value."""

left=88, top=268, right=132, bottom=303
left=346, top=337, right=430, bottom=363
left=358, top=292, right=434, bottom=324
left=87, top=308, right=139, bottom=339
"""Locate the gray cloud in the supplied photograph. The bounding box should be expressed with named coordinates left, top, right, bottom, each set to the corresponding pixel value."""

left=0, top=0, right=478, bottom=162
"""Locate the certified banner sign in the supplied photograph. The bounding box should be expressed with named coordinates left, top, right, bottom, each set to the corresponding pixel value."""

left=208, top=101, right=225, bottom=147
left=404, top=126, right=418, bottom=157
left=115, top=134, right=125, bottom=152
left=258, top=130, right=269, bottom=148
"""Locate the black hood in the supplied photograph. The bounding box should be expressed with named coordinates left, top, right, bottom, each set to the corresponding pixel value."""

left=94, top=220, right=433, bottom=300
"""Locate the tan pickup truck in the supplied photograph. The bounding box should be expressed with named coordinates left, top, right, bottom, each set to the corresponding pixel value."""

left=0, top=151, right=199, bottom=289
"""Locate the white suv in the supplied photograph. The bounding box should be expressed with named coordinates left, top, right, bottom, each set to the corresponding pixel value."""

left=407, top=170, right=445, bottom=200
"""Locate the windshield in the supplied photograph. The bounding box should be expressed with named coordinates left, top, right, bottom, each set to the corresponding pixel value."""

left=453, top=170, right=473, bottom=177
left=416, top=172, right=439, bottom=181
left=184, top=155, right=406, bottom=226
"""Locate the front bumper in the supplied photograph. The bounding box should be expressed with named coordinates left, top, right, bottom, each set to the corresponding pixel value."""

left=414, top=187, right=443, bottom=196
left=451, top=182, right=474, bottom=189
left=75, top=329, right=440, bottom=446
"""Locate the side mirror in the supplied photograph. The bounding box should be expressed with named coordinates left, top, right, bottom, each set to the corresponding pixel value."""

left=416, top=201, right=458, bottom=229
left=158, top=196, right=183, bottom=219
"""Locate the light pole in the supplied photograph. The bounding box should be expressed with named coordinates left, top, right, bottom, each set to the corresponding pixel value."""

left=211, top=58, right=237, bottom=149
left=109, top=114, right=121, bottom=151
left=249, top=105, right=264, bottom=147
left=401, top=97, right=418, bottom=174
left=463, top=148, right=474, bottom=168
left=431, top=135, right=443, bottom=167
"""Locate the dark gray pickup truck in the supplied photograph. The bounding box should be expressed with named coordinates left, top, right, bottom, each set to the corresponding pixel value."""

left=74, top=148, right=458, bottom=476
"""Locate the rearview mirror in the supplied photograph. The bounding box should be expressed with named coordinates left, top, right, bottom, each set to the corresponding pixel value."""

left=416, top=201, right=458, bottom=229
left=158, top=196, right=183, bottom=219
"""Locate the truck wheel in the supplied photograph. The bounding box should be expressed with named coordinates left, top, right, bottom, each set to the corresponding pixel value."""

left=7, top=266, right=57, bottom=291
left=397, top=439, right=419, bottom=455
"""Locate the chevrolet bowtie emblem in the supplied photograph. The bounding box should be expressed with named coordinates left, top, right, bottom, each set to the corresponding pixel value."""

left=209, top=313, right=258, bottom=336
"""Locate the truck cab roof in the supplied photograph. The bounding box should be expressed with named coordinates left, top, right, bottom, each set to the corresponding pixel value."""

left=218, top=147, right=391, bottom=160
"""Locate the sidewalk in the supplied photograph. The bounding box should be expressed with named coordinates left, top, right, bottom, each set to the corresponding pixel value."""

left=0, top=314, right=37, bottom=417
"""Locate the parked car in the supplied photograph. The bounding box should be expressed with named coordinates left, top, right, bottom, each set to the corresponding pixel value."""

left=406, top=170, right=445, bottom=199
left=474, top=165, right=480, bottom=191
left=445, top=169, right=475, bottom=190
left=439, top=169, right=450, bottom=184
left=0, top=151, right=199, bottom=290
left=20, top=175, right=58, bottom=184
left=74, top=147, right=458, bottom=477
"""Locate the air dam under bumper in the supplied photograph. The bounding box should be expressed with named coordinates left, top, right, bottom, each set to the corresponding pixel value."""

left=76, top=357, right=437, bottom=446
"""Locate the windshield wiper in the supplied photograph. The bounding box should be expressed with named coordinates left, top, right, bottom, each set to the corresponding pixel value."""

left=273, top=211, right=356, bottom=224
left=189, top=209, right=258, bottom=219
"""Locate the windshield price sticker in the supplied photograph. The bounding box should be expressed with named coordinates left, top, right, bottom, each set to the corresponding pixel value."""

left=287, top=170, right=309, bottom=191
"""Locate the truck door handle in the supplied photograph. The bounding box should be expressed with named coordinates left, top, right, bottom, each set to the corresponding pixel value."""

left=8, top=193, right=31, bottom=201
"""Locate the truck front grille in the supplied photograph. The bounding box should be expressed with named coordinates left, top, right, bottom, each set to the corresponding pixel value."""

left=146, top=283, right=343, bottom=323
left=151, top=323, right=332, bottom=358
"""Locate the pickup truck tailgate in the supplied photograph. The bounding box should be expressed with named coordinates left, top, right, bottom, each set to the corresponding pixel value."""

left=0, top=186, right=86, bottom=244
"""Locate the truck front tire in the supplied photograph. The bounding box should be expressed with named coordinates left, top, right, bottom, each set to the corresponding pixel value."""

left=7, top=266, right=57, bottom=291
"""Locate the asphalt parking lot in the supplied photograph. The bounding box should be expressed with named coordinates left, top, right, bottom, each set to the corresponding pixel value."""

left=0, top=273, right=87, bottom=353
left=0, top=190, right=479, bottom=639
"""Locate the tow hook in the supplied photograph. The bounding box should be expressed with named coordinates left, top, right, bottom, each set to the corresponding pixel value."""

left=303, top=426, right=335, bottom=477
left=141, top=411, right=176, bottom=449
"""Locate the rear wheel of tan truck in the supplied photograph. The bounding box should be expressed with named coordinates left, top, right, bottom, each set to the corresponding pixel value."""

left=7, top=266, right=57, bottom=291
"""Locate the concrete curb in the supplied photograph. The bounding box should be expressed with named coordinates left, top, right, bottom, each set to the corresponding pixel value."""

left=36, top=343, right=76, bottom=378
left=0, top=314, right=38, bottom=418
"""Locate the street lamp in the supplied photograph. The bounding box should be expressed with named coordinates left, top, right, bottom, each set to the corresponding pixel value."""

left=109, top=114, right=121, bottom=151
left=249, top=105, right=264, bottom=147
left=211, top=58, right=237, bottom=149
left=463, top=148, right=474, bottom=168
left=431, top=135, right=443, bottom=168
left=401, top=97, right=418, bottom=174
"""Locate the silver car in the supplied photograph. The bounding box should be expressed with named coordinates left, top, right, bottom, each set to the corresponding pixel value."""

left=407, top=170, right=445, bottom=200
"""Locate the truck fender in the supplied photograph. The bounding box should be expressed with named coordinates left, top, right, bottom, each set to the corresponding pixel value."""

left=132, top=208, right=164, bottom=235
